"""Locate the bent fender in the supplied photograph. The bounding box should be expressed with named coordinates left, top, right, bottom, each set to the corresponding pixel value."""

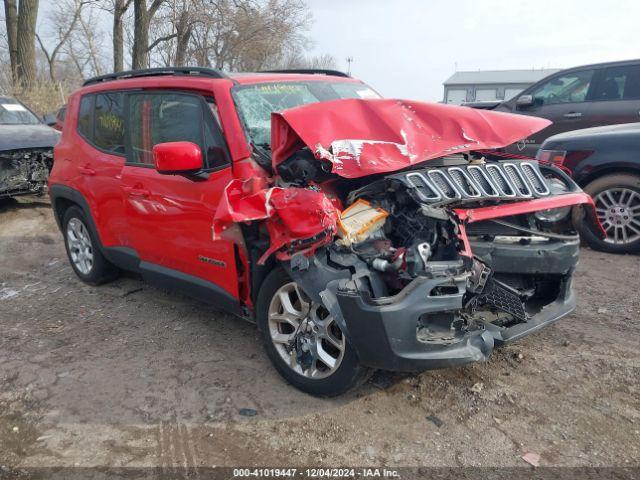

left=213, top=178, right=340, bottom=263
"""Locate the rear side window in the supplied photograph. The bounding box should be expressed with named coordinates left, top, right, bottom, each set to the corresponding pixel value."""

left=127, top=92, right=229, bottom=169
left=77, top=95, right=93, bottom=138
left=76, top=92, right=125, bottom=155
left=94, top=93, right=125, bottom=154
left=595, top=65, right=640, bottom=101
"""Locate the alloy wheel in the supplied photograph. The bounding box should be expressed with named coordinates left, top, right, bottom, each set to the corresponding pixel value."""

left=267, top=282, right=345, bottom=379
left=594, top=188, right=640, bottom=245
left=66, top=218, right=94, bottom=275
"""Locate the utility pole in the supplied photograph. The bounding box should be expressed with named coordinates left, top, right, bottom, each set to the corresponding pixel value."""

left=346, top=56, right=354, bottom=76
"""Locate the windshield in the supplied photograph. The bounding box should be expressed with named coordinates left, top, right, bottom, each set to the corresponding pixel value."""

left=0, top=99, right=41, bottom=125
left=232, top=81, right=380, bottom=146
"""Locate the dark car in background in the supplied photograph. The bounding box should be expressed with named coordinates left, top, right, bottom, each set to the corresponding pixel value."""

left=538, top=123, right=640, bottom=253
left=473, top=59, right=640, bottom=156
left=43, top=105, right=67, bottom=132
left=0, top=96, right=60, bottom=199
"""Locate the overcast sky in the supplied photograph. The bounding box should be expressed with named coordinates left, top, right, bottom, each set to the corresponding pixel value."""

left=306, top=0, right=640, bottom=101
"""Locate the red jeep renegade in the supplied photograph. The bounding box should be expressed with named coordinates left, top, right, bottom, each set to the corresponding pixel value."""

left=50, top=67, right=603, bottom=396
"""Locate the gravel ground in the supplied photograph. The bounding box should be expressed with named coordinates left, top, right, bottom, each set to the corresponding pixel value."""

left=0, top=196, right=639, bottom=473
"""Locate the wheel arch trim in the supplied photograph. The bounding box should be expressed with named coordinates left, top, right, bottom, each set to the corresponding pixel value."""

left=49, top=184, right=105, bottom=250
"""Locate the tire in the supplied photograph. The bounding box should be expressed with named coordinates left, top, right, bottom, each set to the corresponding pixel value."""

left=62, top=206, right=119, bottom=285
left=579, top=173, right=640, bottom=254
left=256, top=267, right=372, bottom=396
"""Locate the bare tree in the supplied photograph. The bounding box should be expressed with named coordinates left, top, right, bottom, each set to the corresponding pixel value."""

left=131, top=0, right=167, bottom=69
left=11, top=0, right=39, bottom=87
left=36, top=0, right=89, bottom=81
left=172, top=1, right=193, bottom=66
left=5, top=0, right=334, bottom=91
left=3, top=0, right=18, bottom=82
left=77, top=4, right=105, bottom=76
left=283, top=52, right=337, bottom=70
left=104, top=0, right=132, bottom=71
left=185, top=0, right=311, bottom=72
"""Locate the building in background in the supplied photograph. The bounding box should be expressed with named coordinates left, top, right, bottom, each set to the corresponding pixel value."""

left=443, top=68, right=561, bottom=105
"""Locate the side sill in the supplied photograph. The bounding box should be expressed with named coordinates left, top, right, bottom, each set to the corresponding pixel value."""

left=139, top=261, right=243, bottom=318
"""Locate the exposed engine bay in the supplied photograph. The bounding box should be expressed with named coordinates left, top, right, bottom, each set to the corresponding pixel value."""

left=277, top=152, right=582, bottom=347
left=0, top=148, right=53, bottom=198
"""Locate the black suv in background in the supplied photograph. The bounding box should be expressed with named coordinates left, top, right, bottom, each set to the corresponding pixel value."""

left=477, top=59, right=640, bottom=156
left=538, top=123, right=640, bottom=253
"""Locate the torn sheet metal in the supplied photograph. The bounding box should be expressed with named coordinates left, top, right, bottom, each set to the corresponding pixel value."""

left=453, top=191, right=605, bottom=258
left=213, top=178, right=340, bottom=263
left=271, top=99, right=551, bottom=178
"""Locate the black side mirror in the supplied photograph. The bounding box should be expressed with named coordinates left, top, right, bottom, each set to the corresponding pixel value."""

left=516, top=95, right=534, bottom=108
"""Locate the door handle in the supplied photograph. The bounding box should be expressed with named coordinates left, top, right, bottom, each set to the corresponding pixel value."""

left=79, top=165, right=96, bottom=176
left=563, top=112, right=582, bottom=118
left=123, top=186, right=150, bottom=197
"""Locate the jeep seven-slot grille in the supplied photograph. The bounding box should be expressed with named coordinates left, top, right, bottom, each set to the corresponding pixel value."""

left=394, top=161, right=551, bottom=205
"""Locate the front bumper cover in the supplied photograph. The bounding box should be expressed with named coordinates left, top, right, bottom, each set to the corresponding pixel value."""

left=333, top=269, right=575, bottom=372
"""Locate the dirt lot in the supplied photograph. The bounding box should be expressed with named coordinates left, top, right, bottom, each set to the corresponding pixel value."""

left=1, top=196, right=639, bottom=473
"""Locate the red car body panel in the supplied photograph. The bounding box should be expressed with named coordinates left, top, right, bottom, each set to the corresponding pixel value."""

left=271, top=99, right=551, bottom=178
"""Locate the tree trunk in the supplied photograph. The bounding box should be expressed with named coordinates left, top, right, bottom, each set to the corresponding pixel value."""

left=131, top=0, right=149, bottom=69
left=3, top=0, right=18, bottom=84
left=16, top=0, right=39, bottom=87
left=113, top=0, right=126, bottom=72
left=174, top=12, right=191, bottom=66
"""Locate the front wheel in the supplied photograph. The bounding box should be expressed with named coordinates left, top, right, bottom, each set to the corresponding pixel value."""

left=580, top=174, right=640, bottom=253
left=256, top=268, right=371, bottom=396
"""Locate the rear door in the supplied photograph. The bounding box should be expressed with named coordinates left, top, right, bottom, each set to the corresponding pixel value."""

left=587, top=63, right=640, bottom=128
left=509, top=68, right=597, bottom=155
left=120, top=90, right=240, bottom=299
left=73, top=92, right=128, bottom=247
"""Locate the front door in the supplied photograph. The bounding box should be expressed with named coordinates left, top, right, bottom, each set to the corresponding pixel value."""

left=509, top=68, right=597, bottom=156
left=120, top=90, right=239, bottom=299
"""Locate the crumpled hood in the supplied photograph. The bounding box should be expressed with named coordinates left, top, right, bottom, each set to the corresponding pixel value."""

left=0, top=124, right=60, bottom=152
left=271, top=99, right=551, bottom=178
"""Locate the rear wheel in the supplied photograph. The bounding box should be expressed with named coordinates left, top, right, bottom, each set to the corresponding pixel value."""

left=580, top=173, right=640, bottom=253
left=63, top=206, right=119, bottom=284
left=256, top=268, right=371, bottom=396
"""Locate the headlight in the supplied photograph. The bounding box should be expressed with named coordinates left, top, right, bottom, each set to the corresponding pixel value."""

left=534, top=178, right=572, bottom=222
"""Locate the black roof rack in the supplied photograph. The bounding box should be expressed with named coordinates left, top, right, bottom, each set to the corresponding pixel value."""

left=83, top=67, right=229, bottom=86
left=260, top=69, right=351, bottom=78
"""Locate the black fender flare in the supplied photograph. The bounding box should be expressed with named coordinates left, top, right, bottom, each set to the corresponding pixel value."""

left=49, top=184, right=105, bottom=249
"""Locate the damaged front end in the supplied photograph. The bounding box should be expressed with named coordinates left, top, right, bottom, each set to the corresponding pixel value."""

left=219, top=99, right=602, bottom=372
left=0, top=148, right=54, bottom=198
left=283, top=159, right=594, bottom=371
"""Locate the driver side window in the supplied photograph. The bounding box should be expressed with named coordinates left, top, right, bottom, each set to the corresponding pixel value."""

left=531, top=70, right=595, bottom=106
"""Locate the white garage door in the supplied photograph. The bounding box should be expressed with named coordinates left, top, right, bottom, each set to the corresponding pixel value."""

left=475, top=89, right=498, bottom=101
left=446, top=89, right=467, bottom=104
left=504, top=88, right=524, bottom=101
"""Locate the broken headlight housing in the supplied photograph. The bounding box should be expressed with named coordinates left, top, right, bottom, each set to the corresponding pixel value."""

left=534, top=178, right=572, bottom=223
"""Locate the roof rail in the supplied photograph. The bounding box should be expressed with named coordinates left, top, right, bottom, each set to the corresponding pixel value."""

left=260, top=69, right=351, bottom=78
left=83, top=67, right=229, bottom=86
